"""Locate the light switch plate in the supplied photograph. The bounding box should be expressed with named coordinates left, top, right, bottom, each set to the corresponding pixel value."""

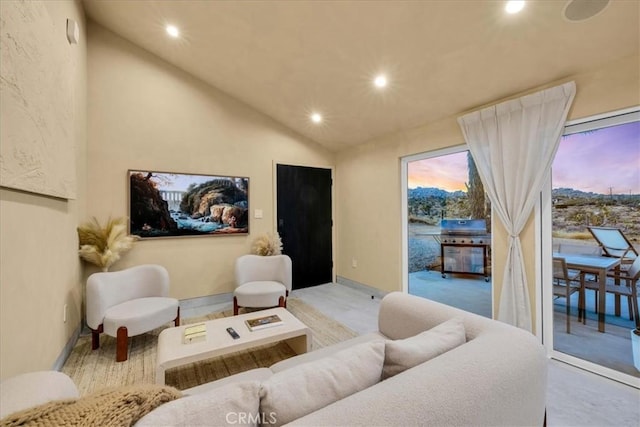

left=254, top=209, right=263, bottom=219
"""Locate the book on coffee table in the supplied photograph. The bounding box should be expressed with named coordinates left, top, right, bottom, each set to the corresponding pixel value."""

left=245, top=314, right=283, bottom=331
left=183, top=323, right=207, bottom=344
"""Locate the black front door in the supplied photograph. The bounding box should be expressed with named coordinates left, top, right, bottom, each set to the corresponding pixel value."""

left=276, top=164, right=332, bottom=289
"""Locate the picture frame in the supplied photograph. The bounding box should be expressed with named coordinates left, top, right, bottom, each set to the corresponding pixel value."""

left=128, top=170, right=249, bottom=239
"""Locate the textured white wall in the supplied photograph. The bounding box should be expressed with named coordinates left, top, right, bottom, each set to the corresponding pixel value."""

left=0, top=0, right=87, bottom=379
left=0, top=1, right=77, bottom=199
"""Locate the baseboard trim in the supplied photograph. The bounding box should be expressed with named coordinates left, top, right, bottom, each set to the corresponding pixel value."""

left=52, top=323, right=82, bottom=371
left=179, top=292, right=233, bottom=310
left=336, top=276, right=388, bottom=299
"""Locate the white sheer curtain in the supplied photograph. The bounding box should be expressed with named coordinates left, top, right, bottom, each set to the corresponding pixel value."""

left=457, top=82, right=576, bottom=331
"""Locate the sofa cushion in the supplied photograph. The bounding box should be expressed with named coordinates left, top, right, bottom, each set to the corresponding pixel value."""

left=182, top=368, right=273, bottom=396
left=135, top=381, right=261, bottom=427
left=383, top=317, right=466, bottom=379
left=103, top=297, right=178, bottom=337
left=269, top=332, right=386, bottom=373
left=234, top=281, right=286, bottom=308
left=260, top=340, right=385, bottom=427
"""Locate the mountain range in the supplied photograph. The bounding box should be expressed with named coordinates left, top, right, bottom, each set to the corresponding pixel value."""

left=409, top=186, right=639, bottom=199
left=552, top=187, right=639, bottom=198
left=408, top=187, right=465, bottom=199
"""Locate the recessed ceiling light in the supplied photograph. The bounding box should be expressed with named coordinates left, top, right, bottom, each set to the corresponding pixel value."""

left=505, top=0, right=526, bottom=14
left=374, top=74, right=388, bottom=88
left=166, top=25, right=180, bottom=38
left=311, top=113, right=322, bottom=124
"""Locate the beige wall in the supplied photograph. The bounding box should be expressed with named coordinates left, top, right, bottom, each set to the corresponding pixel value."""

left=0, top=0, right=87, bottom=379
left=86, top=23, right=334, bottom=300
left=336, top=55, right=640, bottom=328
left=1, top=3, right=636, bottom=381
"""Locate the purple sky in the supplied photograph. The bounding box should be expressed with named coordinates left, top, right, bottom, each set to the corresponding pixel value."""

left=553, top=121, right=640, bottom=194
left=409, top=121, right=639, bottom=195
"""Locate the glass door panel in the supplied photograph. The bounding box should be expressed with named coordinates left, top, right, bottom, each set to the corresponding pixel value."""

left=549, top=113, right=639, bottom=381
left=404, top=147, right=492, bottom=318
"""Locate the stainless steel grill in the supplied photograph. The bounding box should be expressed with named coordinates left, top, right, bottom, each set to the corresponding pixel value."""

left=439, top=219, right=491, bottom=281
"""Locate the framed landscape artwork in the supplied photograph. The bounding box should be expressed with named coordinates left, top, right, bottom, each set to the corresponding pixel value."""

left=128, top=170, right=249, bottom=238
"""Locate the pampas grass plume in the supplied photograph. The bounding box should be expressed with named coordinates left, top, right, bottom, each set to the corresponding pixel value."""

left=77, top=217, right=139, bottom=271
left=251, top=232, right=283, bottom=256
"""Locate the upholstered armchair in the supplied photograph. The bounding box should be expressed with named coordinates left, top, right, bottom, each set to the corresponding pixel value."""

left=86, top=264, right=180, bottom=362
left=234, top=254, right=292, bottom=315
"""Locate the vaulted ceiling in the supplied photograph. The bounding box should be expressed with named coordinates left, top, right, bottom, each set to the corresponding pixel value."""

left=82, top=0, right=639, bottom=151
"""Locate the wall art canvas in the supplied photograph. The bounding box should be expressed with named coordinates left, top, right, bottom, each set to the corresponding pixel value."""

left=0, top=1, right=77, bottom=199
left=129, top=170, right=249, bottom=238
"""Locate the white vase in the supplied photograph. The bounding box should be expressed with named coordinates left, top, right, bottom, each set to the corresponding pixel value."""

left=632, top=329, right=640, bottom=372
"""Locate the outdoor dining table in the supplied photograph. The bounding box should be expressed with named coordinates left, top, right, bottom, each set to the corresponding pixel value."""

left=553, top=252, right=621, bottom=333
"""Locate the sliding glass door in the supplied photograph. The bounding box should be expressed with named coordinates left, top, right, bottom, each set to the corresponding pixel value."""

left=402, top=146, right=493, bottom=318
left=541, top=107, right=640, bottom=386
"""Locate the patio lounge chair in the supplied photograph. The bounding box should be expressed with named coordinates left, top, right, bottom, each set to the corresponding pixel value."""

left=588, top=227, right=638, bottom=268
left=587, top=227, right=639, bottom=318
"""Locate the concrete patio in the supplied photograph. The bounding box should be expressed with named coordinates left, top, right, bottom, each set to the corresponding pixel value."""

left=409, top=270, right=639, bottom=377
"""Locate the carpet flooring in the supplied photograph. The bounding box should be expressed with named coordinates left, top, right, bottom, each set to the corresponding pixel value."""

left=61, top=298, right=357, bottom=395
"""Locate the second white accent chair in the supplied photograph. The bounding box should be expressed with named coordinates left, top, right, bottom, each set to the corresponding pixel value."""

left=234, top=254, right=292, bottom=315
left=86, top=264, right=180, bottom=362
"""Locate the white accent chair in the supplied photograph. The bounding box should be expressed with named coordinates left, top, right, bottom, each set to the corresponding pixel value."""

left=86, top=264, right=180, bottom=362
left=234, top=255, right=292, bottom=315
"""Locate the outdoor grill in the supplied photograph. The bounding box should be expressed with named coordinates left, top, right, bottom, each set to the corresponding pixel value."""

left=439, top=219, right=491, bottom=281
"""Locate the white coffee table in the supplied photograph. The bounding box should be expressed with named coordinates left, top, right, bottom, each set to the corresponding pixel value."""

left=156, top=307, right=312, bottom=384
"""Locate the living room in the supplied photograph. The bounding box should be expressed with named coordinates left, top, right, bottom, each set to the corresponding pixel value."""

left=1, top=0, right=639, bottom=425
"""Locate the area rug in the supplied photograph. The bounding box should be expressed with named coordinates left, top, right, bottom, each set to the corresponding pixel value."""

left=61, top=298, right=357, bottom=395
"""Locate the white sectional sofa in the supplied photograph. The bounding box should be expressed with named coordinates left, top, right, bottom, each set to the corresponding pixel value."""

left=1, top=292, right=547, bottom=426
left=138, top=291, right=548, bottom=426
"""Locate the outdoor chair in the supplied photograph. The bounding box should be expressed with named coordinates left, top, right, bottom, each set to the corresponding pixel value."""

left=582, top=256, right=640, bottom=329
left=552, top=257, right=584, bottom=333
left=588, top=227, right=639, bottom=317
left=86, top=264, right=180, bottom=362
left=588, top=227, right=638, bottom=270
left=234, top=254, right=292, bottom=315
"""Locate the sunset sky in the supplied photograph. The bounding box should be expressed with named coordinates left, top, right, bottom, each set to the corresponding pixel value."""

left=408, top=120, right=639, bottom=195
left=408, top=151, right=468, bottom=191
left=553, top=121, right=639, bottom=194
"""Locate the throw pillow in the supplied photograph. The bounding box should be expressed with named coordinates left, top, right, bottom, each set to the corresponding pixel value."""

left=383, top=317, right=466, bottom=379
left=259, top=340, right=385, bottom=427
left=136, top=381, right=261, bottom=427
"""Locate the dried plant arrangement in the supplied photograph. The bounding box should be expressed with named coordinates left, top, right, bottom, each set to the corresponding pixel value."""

left=251, top=232, right=283, bottom=256
left=77, top=217, right=139, bottom=271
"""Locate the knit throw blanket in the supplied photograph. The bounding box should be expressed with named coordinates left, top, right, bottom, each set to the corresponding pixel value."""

left=0, top=384, right=181, bottom=427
